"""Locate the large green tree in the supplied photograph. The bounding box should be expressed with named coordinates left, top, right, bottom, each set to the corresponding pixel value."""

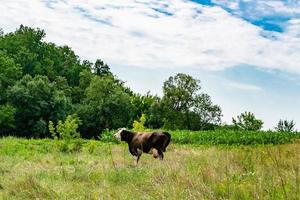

left=0, top=25, right=90, bottom=87
left=0, top=51, right=22, bottom=103
left=130, top=92, right=162, bottom=127
left=191, top=93, right=222, bottom=130
left=76, top=75, right=133, bottom=138
left=162, top=73, right=222, bottom=130
left=7, top=75, right=71, bottom=137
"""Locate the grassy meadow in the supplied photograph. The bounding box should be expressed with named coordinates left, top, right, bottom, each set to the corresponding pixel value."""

left=0, top=135, right=299, bottom=200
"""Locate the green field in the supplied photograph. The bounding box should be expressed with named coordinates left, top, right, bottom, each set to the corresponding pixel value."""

left=103, top=129, right=300, bottom=145
left=0, top=137, right=299, bottom=200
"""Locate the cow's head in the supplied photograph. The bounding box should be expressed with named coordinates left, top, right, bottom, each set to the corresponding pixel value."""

left=114, top=128, right=127, bottom=141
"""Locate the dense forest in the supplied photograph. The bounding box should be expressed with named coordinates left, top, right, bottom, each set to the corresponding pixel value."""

left=0, top=26, right=224, bottom=138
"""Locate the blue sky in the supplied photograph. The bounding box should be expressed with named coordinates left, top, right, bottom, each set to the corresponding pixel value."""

left=1, top=0, right=300, bottom=129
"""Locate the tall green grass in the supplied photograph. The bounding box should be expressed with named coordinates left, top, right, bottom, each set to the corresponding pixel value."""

left=0, top=137, right=299, bottom=199
left=170, top=130, right=300, bottom=145
left=103, top=130, right=300, bottom=145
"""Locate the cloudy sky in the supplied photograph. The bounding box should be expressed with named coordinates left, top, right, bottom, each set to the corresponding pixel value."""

left=1, top=0, right=300, bottom=129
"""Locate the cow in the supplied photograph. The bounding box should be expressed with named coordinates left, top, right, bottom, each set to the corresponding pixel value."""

left=114, top=128, right=171, bottom=165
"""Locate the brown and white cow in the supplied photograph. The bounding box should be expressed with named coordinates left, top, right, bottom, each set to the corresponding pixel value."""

left=114, top=128, right=171, bottom=164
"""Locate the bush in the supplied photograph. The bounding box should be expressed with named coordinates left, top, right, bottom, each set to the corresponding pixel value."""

left=86, top=140, right=97, bottom=154
left=275, top=119, right=296, bottom=132
left=232, top=111, right=263, bottom=131
left=132, top=114, right=147, bottom=131
left=100, top=129, right=118, bottom=143
left=49, top=115, right=83, bottom=152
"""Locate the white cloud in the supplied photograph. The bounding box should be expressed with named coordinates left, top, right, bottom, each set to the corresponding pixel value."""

left=0, top=0, right=300, bottom=73
left=226, top=82, right=262, bottom=91
left=212, top=0, right=300, bottom=18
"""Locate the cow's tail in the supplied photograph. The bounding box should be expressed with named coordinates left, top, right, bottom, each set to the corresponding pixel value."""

left=162, top=131, right=171, bottom=152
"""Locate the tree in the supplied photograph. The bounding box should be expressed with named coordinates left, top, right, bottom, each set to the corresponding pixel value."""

left=163, top=73, right=200, bottom=111
left=49, top=115, right=81, bottom=140
left=0, top=25, right=89, bottom=87
left=161, top=73, right=222, bottom=130
left=275, top=119, right=296, bottom=132
left=0, top=51, right=22, bottom=102
left=80, top=76, right=133, bottom=137
left=0, top=25, right=46, bottom=75
left=79, top=69, right=93, bottom=90
left=93, top=59, right=111, bottom=76
left=0, top=104, right=16, bottom=135
left=232, top=111, right=263, bottom=131
left=7, top=75, right=71, bottom=137
left=192, top=93, right=222, bottom=130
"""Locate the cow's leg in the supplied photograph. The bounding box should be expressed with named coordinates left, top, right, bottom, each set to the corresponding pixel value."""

left=135, top=148, right=142, bottom=165
left=158, top=149, right=164, bottom=160
left=152, top=148, right=159, bottom=159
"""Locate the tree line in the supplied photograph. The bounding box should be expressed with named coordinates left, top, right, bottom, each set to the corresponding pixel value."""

left=0, top=26, right=296, bottom=138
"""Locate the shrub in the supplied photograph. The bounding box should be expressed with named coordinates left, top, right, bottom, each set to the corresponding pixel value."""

left=86, top=140, right=97, bottom=154
left=232, top=111, right=263, bottom=131
left=275, top=119, right=296, bottom=132
left=100, top=129, right=118, bottom=143
left=48, top=115, right=83, bottom=152
left=132, top=114, right=147, bottom=131
left=56, top=115, right=81, bottom=140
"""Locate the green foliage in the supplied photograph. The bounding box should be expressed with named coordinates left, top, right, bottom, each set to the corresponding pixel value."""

left=74, top=104, right=98, bottom=138
left=162, top=73, right=222, bottom=130
left=130, top=92, right=164, bottom=129
left=93, top=59, right=112, bottom=76
left=275, top=119, right=296, bottom=132
left=132, top=113, right=147, bottom=131
left=49, top=115, right=83, bottom=152
left=7, top=75, right=71, bottom=137
left=84, top=76, right=133, bottom=131
left=0, top=25, right=89, bottom=86
left=50, top=115, right=81, bottom=140
left=170, top=130, right=299, bottom=145
left=79, top=69, right=93, bottom=90
left=33, top=119, right=48, bottom=138
left=86, top=140, right=97, bottom=154
left=100, top=129, right=119, bottom=143
left=191, top=93, right=222, bottom=130
left=0, top=104, right=16, bottom=134
left=163, top=73, right=200, bottom=111
left=85, top=129, right=300, bottom=145
left=232, top=111, right=263, bottom=131
left=0, top=51, right=22, bottom=102
left=48, top=121, right=56, bottom=139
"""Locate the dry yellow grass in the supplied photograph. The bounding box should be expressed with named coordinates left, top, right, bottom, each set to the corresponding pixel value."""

left=0, top=138, right=299, bottom=199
